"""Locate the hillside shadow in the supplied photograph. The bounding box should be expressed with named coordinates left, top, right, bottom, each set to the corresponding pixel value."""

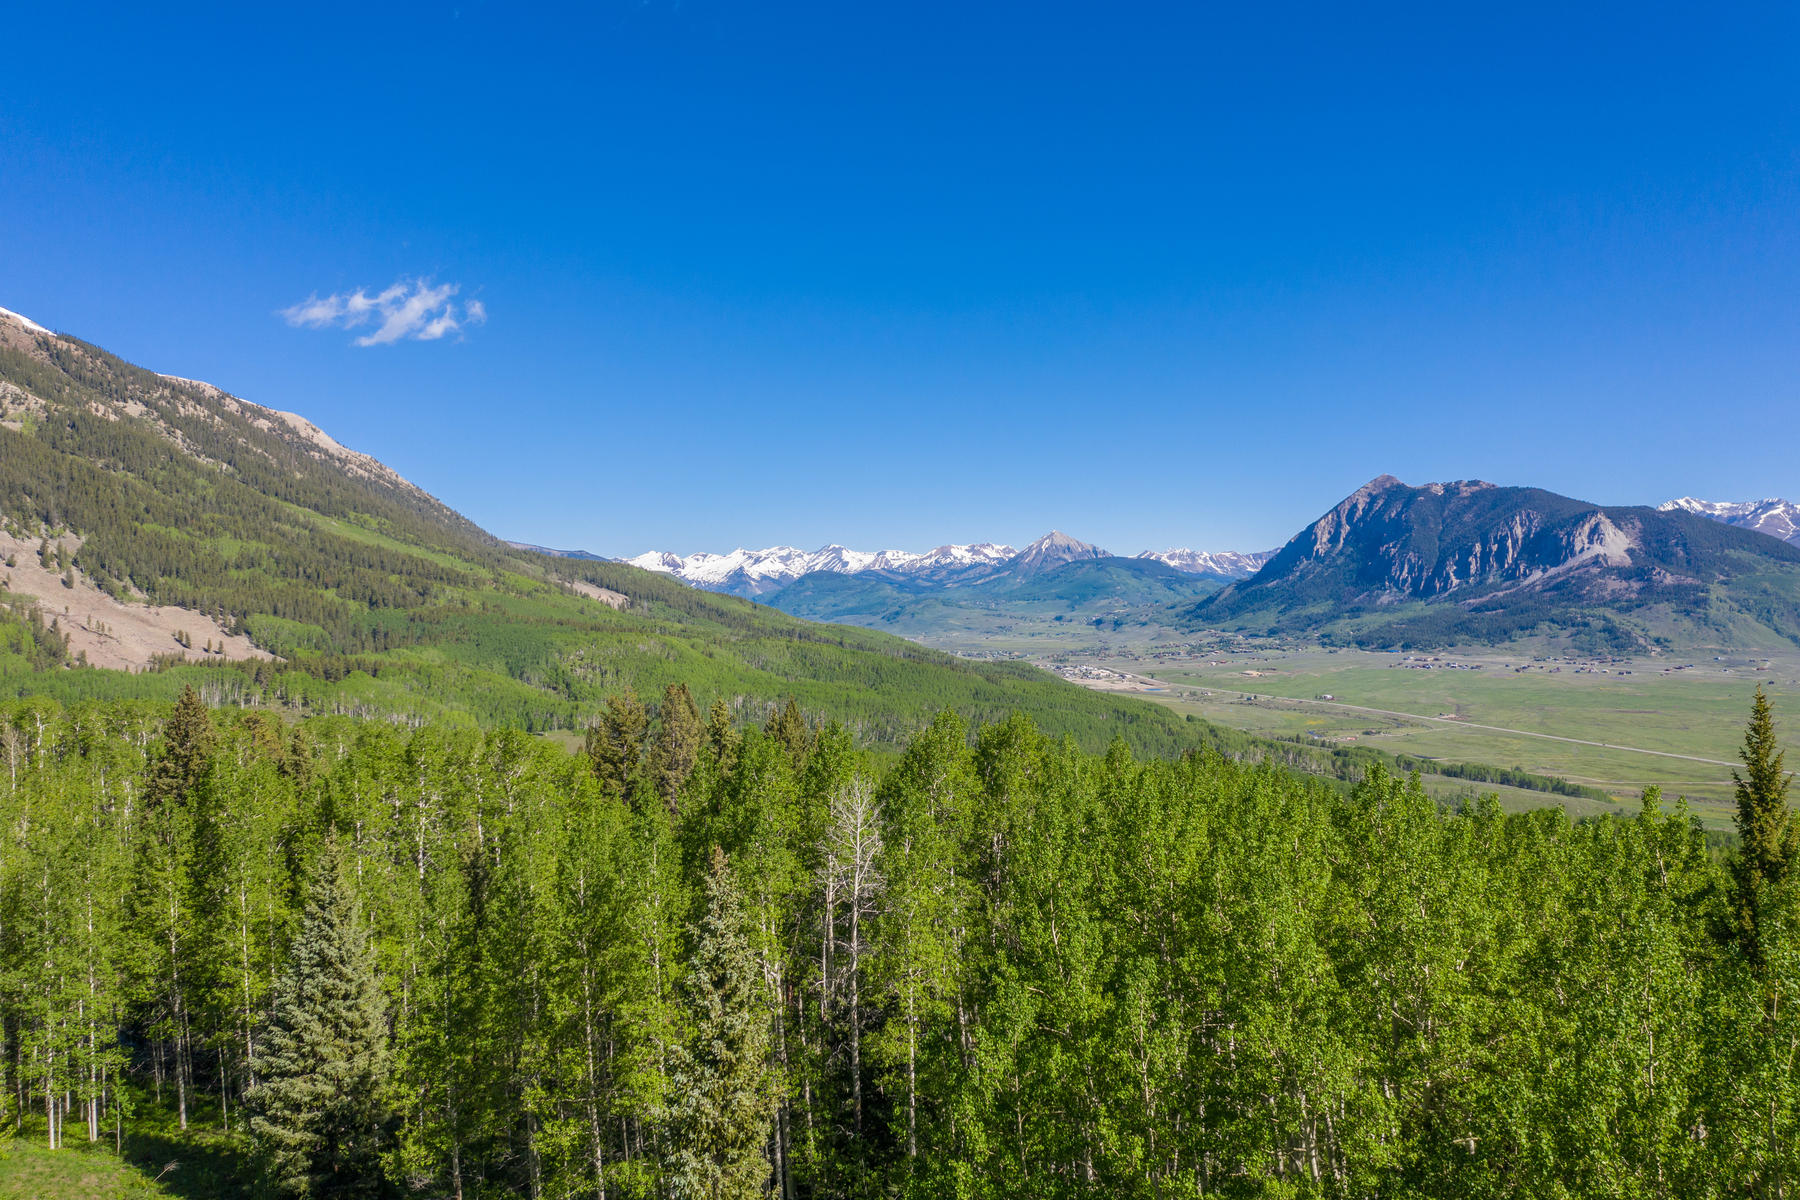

left=122, top=1124, right=251, bottom=1200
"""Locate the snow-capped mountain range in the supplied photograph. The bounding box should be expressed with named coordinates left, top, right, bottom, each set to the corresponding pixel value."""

left=622, top=542, right=1018, bottom=595
left=1136, top=548, right=1277, bottom=577
left=587, top=533, right=1275, bottom=599
left=1659, top=497, right=1800, bottom=547
left=627, top=541, right=1014, bottom=582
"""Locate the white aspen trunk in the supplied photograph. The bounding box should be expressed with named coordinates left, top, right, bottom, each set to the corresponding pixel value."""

left=849, top=894, right=862, bottom=1136
left=86, top=885, right=99, bottom=1142
left=45, top=1043, right=55, bottom=1150
left=86, top=1003, right=99, bottom=1142
left=581, top=952, right=607, bottom=1200
left=242, top=884, right=256, bottom=1093
left=770, top=957, right=796, bottom=1200
left=907, top=988, right=918, bottom=1159
left=176, top=1005, right=190, bottom=1130
left=168, top=885, right=187, bottom=1130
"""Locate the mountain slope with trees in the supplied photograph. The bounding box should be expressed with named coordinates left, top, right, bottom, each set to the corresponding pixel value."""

left=0, top=307, right=1208, bottom=753
left=765, top=554, right=1226, bottom=633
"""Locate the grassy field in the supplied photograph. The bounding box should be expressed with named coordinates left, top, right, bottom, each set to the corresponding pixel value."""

left=1049, top=642, right=1800, bottom=827
left=780, top=587, right=1800, bottom=829
left=0, top=1095, right=248, bottom=1199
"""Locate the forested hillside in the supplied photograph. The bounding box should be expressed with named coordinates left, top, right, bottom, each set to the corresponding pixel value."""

left=0, top=308, right=1219, bottom=755
left=4, top=687, right=1800, bottom=1197
left=767, top=555, right=1223, bottom=634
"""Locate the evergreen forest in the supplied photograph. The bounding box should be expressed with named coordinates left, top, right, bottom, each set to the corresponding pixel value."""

left=3, top=683, right=1799, bottom=1198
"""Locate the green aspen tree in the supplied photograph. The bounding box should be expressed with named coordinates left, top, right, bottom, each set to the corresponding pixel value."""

left=624, top=795, right=690, bottom=1195
left=713, top=729, right=811, bottom=1200
left=121, top=686, right=215, bottom=1129
left=549, top=772, right=639, bottom=1197
left=818, top=776, right=882, bottom=1175
left=871, top=713, right=979, bottom=1192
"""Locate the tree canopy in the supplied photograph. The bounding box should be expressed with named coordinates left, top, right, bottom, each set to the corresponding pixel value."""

left=1, top=687, right=1797, bottom=1197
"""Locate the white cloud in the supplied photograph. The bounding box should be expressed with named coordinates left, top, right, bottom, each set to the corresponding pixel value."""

left=281, top=278, right=485, bottom=345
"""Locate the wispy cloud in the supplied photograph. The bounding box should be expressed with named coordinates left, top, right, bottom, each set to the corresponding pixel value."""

left=281, top=278, right=486, bottom=346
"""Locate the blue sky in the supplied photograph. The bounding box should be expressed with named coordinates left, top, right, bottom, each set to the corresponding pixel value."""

left=3, top=1, right=1796, bottom=556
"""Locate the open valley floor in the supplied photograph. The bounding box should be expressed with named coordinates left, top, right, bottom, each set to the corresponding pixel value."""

left=1075, top=644, right=1799, bottom=826
left=900, top=619, right=1798, bottom=827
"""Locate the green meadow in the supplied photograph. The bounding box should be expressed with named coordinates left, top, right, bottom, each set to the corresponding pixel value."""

left=1075, top=643, right=1800, bottom=826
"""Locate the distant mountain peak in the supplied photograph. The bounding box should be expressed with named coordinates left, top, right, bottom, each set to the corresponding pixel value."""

left=1008, top=531, right=1109, bottom=575
left=1358, top=474, right=1500, bottom=500
left=1661, top=496, right=1800, bottom=546
left=1024, top=529, right=1098, bottom=551
left=1190, top=475, right=1800, bottom=648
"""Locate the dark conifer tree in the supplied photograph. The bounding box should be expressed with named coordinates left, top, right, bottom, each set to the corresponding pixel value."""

left=1732, top=685, right=1797, bottom=963
left=248, top=837, right=394, bottom=1198
left=586, top=687, right=649, bottom=798
left=146, top=685, right=214, bottom=811
left=280, top=723, right=315, bottom=791
left=668, top=848, right=779, bottom=1200
left=766, top=699, right=810, bottom=763
left=651, top=682, right=703, bottom=814
left=707, top=697, right=741, bottom=769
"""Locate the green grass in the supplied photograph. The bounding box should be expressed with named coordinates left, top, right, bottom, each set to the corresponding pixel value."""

left=0, top=1094, right=249, bottom=1200
left=1073, top=643, right=1800, bottom=827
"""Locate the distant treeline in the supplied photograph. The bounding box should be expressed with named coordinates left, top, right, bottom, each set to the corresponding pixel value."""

left=1267, top=731, right=1615, bottom=802
left=1401, top=754, right=1613, bottom=800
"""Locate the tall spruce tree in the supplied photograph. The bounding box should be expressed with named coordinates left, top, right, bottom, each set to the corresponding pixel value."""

left=248, top=836, right=393, bottom=1198
left=668, top=848, right=780, bottom=1200
left=651, top=682, right=703, bottom=814
left=765, top=700, right=809, bottom=763
left=146, top=685, right=214, bottom=811
left=587, top=688, right=649, bottom=799
left=707, top=697, right=741, bottom=771
left=1732, top=686, right=1797, bottom=963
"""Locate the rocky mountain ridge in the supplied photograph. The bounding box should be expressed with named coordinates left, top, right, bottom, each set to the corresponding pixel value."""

left=1188, top=475, right=1800, bottom=649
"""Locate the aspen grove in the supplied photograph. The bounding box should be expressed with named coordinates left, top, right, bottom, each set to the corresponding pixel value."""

left=2, top=685, right=1799, bottom=1198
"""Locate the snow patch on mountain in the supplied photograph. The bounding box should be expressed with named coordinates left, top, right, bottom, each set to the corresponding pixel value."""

left=0, top=306, right=51, bottom=336
left=623, top=551, right=686, bottom=573
left=604, top=533, right=1271, bottom=596
left=913, top=542, right=1016, bottom=568
left=1137, top=548, right=1276, bottom=577
left=1661, top=497, right=1800, bottom=546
